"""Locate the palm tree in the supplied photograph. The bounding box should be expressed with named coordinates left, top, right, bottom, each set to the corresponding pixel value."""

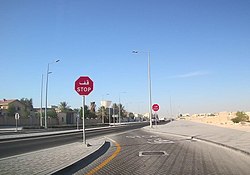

left=20, top=98, right=33, bottom=108
left=58, top=101, right=70, bottom=112
left=118, top=103, right=127, bottom=118
left=112, top=103, right=119, bottom=115
left=97, top=106, right=108, bottom=123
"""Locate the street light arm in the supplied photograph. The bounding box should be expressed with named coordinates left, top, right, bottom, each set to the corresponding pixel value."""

left=48, top=59, right=60, bottom=65
left=132, top=50, right=149, bottom=54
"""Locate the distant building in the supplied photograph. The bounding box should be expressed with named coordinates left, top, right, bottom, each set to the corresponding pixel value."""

left=143, top=113, right=149, bottom=120
left=134, top=113, right=143, bottom=122
left=0, top=99, right=32, bottom=117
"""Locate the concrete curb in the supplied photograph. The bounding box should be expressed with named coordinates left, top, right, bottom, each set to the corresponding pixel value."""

left=197, top=137, right=250, bottom=156
left=0, top=130, right=82, bottom=141
left=50, top=140, right=110, bottom=175
left=143, top=127, right=250, bottom=156
left=0, top=124, right=147, bottom=141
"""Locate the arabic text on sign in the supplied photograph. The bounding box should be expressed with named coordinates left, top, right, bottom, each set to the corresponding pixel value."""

left=79, top=80, right=89, bottom=86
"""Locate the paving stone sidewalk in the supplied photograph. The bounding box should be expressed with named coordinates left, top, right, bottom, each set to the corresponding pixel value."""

left=144, top=120, right=250, bottom=154
left=0, top=137, right=106, bottom=175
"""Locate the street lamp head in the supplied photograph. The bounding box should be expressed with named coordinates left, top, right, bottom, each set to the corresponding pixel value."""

left=132, top=50, right=138, bottom=54
left=48, top=59, right=60, bottom=65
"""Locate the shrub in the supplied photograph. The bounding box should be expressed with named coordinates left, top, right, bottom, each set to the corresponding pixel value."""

left=231, top=111, right=249, bottom=123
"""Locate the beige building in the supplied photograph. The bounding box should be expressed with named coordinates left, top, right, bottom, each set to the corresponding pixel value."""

left=0, top=99, right=29, bottom=117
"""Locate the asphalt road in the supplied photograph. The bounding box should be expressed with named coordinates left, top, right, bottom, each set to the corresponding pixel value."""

left=0, top=123, right=147, bottom=158
left=75, top=128, right=250, bottom=175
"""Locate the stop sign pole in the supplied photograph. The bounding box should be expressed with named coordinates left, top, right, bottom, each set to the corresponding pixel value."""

left=75, top=76, right=94, bottom=145
left=82, top=95, right=86, bottom=144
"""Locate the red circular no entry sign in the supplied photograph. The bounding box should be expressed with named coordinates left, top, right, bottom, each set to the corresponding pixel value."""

left=152, top=104, right=160, bottom=112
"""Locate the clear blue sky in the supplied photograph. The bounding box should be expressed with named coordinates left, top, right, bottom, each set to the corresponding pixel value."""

left=1, top=0, right=250, bottom=116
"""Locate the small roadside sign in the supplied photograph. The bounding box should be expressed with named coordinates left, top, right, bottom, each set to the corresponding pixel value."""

left=15, top=113, right=20, bottom=132
left=15, top=113, right=20, bottom=120
left=152, top=104, right=160, bottom=112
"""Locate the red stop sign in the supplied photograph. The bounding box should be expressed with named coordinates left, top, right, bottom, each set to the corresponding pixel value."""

left=152, top=104, right=159, bottom=112
left=75, top=76, right=94, bottom=96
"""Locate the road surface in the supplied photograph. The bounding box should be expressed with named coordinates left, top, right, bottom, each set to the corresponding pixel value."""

left=0, top=123, right=147, bottom=158
left=75, top=128, right=250, bottom=175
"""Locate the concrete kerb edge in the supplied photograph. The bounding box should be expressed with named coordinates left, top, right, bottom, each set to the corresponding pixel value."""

left=49, top=139, right=110, bottom=175
left=0, top=124, right=143, bottom=141
left=0, top=130, right=82, bottom=141
left=0, top=127, right=115, bottom=141
left=142, top=126, right=250, bottom=156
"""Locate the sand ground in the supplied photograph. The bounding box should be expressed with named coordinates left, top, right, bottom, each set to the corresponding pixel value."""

left=186, top=115, right=250, bottom=132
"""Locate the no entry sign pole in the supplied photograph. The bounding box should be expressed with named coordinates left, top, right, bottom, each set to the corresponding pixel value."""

left=152, top=104, right=160, bottom=127
left=75, top=76, right=94, bottom=145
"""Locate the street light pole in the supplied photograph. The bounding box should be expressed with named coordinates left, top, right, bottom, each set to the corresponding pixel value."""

left=147, top=51, right=153, bottom=128
left=40, top=74, right=43, bottom=127
left=44, top=64, right=49, bottom=129
left=119, top=92, right=126, bottom=124
left=119, top=95, right=121, bottom=124
left=113, top=106, right=115, bottom=125
left=105, top=94, right=112, bottom=126
left=132, top=50, right=153, bottom=128
left=44, top=59, right=60, bottom=129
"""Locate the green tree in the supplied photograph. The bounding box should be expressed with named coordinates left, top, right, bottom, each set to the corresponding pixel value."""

left=79, top=105, right=91, bottom=119
left=47, top=109, right=57, bottom=118
left=97, top=106, right=108, bottom=123
left=20, top=98, right=33, bottom=108
left=118, top=103, right=127, bottom=118
left=89, top=111, right=97, bottom=119
left=231, top=111, right=249, bottom=123
left=58, top=101, right=70, bottom=112
left=111, top=103, right=127, bottom=123
left=112, top=103, right=119, bottom=115
left=128, top=112, right=135, bottom=119
left=7, top=105, right=16, bottom=117
left=20, top=98, right=33, bottom=117
left=73, top=108, right=80, bottom=113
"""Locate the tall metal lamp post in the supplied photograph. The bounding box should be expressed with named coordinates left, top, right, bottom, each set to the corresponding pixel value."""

left=132, top=50, right=152, bottom=128
left=119, top=92, right=126, bottom=124
left=45, top=59, right=60, bottom=129
left=40, top=74, right=43, bottom=127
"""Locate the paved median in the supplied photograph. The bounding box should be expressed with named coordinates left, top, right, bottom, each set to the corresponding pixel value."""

left=144, top=120, right=250, bottom=155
